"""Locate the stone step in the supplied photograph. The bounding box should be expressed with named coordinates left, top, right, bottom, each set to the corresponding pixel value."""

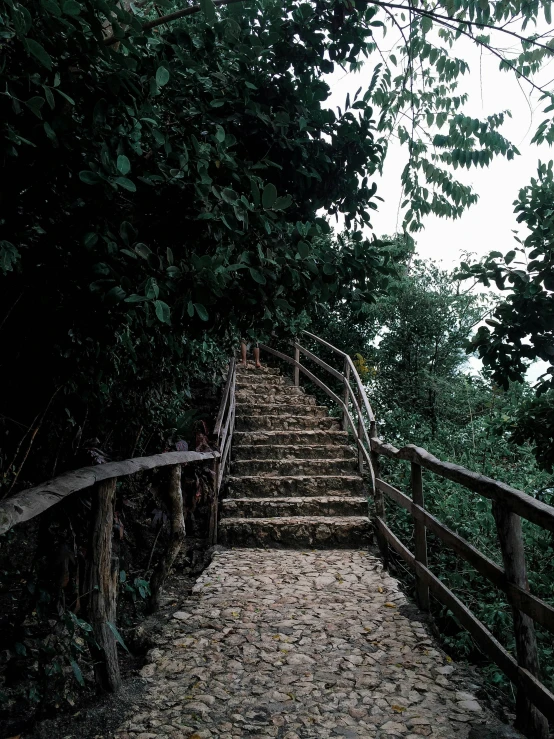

left=236, top=415, right=341, bottom=432
left=236, top=375, right=287, bottom=388
left=231, top=458, right=357, bottom=477
left=236, top=403, right=327, bottom=417
left=218, top=516, right=372, bottom=548
left=234, top=430, right=348, bottom=446
left=236, top=383, right=302, bottom=396
left=236, top=394, right=317, bottom=407
left=236, top=365, right=280, bottom=377
left=221, top=496, right=368, bottom=518
left=233, top=444, right=355, bottom=461
left=226, top=474, right=365, bottom=499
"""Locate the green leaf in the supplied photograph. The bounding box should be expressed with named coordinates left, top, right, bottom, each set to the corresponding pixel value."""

left=297, top=241, right=310, bottom=258
left=262, top=183, right=278, bottom=209
left=505, top=250, right=516, bottom=264
left=215, top=125, right=226, bottom=143
left=249, top=267, right=266, bottom=284
left=25, top=96, right=45, bottom=119
left=79, top=171, right=101, bottom=185
left=154, top=300, right=170, bottom=323
left=71, top=660, right=85, bottom=686
left=323, top=263, right=336, bottom=275
left=156, top=66, right=170, bottom=87
left=26, top=39, right=52, bottom=70
left=421, top=15, right=432, bottom=33
left=114, top=176, right=136, bottom=192
left=84, top=232, right=98, bottom=248
left=135, top=243, right=152, bottom=258
left=124, top=294, right=148, bottom=303
left=106, top=621, right=130, bottom=652
left=63, top=0, right=81, bottom=14
left=0, top=241, right=20, bottom=274
left=273, top=195, right=292, bottom=210
left=187, top=300, right=195, bottom=317
left=194, top=303, right=209, bottom=321
left=117, top=155, right=131, bottom=175
left=199, top=0, right=216, bottom=21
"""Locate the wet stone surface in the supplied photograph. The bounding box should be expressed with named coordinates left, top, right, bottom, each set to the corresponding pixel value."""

left=114, top=549, right=519, bottom=739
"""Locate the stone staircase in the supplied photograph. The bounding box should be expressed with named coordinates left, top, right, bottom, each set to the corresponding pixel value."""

left=218, top=362, right=371, bottom=548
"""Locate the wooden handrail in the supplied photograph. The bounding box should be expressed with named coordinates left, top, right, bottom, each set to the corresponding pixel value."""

left=301, top=330, right=375, bottom=423
left=371, top=441, right=554, bottom=736
left=371, top=438, right=554, bottom=532
left=0, top=450, right=218, bottom=536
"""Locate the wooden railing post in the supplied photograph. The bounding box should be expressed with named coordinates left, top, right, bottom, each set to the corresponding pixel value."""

left=370, top=422, right=388, bottom=564
left=149, top=464, right=186, bottom=612
left=293, top=343, right=300, bottom=387
left=492, top=502, right=549, bottom=739
left=86, top=477, right=121, bottom=692
left=210, top=457, right=220, bottom=545
left=411, top=462, right=430, bottom=612
left=356, top=386, right=363, bottom=474
left=342, top=357, right=350, bottom=432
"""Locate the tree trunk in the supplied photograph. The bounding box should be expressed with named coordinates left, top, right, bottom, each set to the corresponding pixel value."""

left=148, top=464, right=185, bottom=612
left=85, top=478, right=121, bottom=692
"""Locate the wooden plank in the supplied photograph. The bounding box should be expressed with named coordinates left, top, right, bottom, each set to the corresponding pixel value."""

left=0, top=450, right=219, bottom=535
left=492, top=503, right=549, bottom=737
left=376, top=517, right=415, bottom=567
left=377, top=479, right=554, bottom=633
left=371, top=438, right=554, bottom=533
left=411, top=463, right=430, bottom=611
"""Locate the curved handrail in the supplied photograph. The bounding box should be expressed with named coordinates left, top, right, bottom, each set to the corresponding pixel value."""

left=258, top=341, right=376, bottom=492
left=301, top=330, right=375, bottom=423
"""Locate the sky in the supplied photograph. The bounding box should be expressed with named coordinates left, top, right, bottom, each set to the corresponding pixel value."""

left=325, top=31, right=553, bottom=382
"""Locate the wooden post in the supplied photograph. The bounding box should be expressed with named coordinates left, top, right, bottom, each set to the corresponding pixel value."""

left=86, top=478, right=121, bottom=692
left=209, top=457, right=220, bottom=545
left=293, top=343, right=300, bottom=387
left=342, top=358, right=350, bottom=432
left=149, top=465, right=186, bottom=612
left=356, top=387, right=364, bottom=474
left=492, top=502, right=549, bottom=739
left=411, top=462, right=430, bottom=612
left=370, top=421, right=388, bottom=564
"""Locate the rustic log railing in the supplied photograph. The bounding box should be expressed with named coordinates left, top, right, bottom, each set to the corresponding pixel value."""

left=0, top=358, right=236, bottom=692
left=211, top=357, right=237, bottom=544
left=259, top=332, right=554, bottom=739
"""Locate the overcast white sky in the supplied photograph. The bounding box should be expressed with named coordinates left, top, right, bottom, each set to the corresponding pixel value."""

left=326, top=33, right=554, bottom=267
left=325, top=32, right=553, bottom=382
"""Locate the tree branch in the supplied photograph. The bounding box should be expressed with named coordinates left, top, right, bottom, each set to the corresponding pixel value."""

left=104, top=0, right=554, bottom=55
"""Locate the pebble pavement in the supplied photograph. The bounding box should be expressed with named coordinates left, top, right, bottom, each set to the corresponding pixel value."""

left=114, top=549, right=517, bottom=739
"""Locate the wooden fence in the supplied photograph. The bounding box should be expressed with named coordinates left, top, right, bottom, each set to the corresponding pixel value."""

left=264, top=331, right=554, bottom=739
left=0, top=358, right=236, bottom=692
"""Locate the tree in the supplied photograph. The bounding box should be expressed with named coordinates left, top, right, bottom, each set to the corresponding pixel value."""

left=459, top=161, right=554, bottom=470
left=366, top=260, right=487, bottom=435
left=1, top=0, right=553, bottom=487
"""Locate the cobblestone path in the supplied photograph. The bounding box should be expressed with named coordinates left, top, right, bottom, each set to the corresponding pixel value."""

left=115, top=549, right=518, bottom=739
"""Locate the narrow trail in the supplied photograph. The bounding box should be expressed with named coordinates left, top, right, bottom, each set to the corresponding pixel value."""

left=114, top=549, right=517, bottom=739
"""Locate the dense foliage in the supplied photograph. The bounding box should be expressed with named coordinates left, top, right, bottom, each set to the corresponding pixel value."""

left=460, top=162, right=554, bottom=470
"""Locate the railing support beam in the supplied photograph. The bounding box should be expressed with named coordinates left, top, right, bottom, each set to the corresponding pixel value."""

left=492, top=503, right=549, bottom=739
left=411, top=462, right=430, bottom=612
left=342, top=358, right=350, bottom=432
